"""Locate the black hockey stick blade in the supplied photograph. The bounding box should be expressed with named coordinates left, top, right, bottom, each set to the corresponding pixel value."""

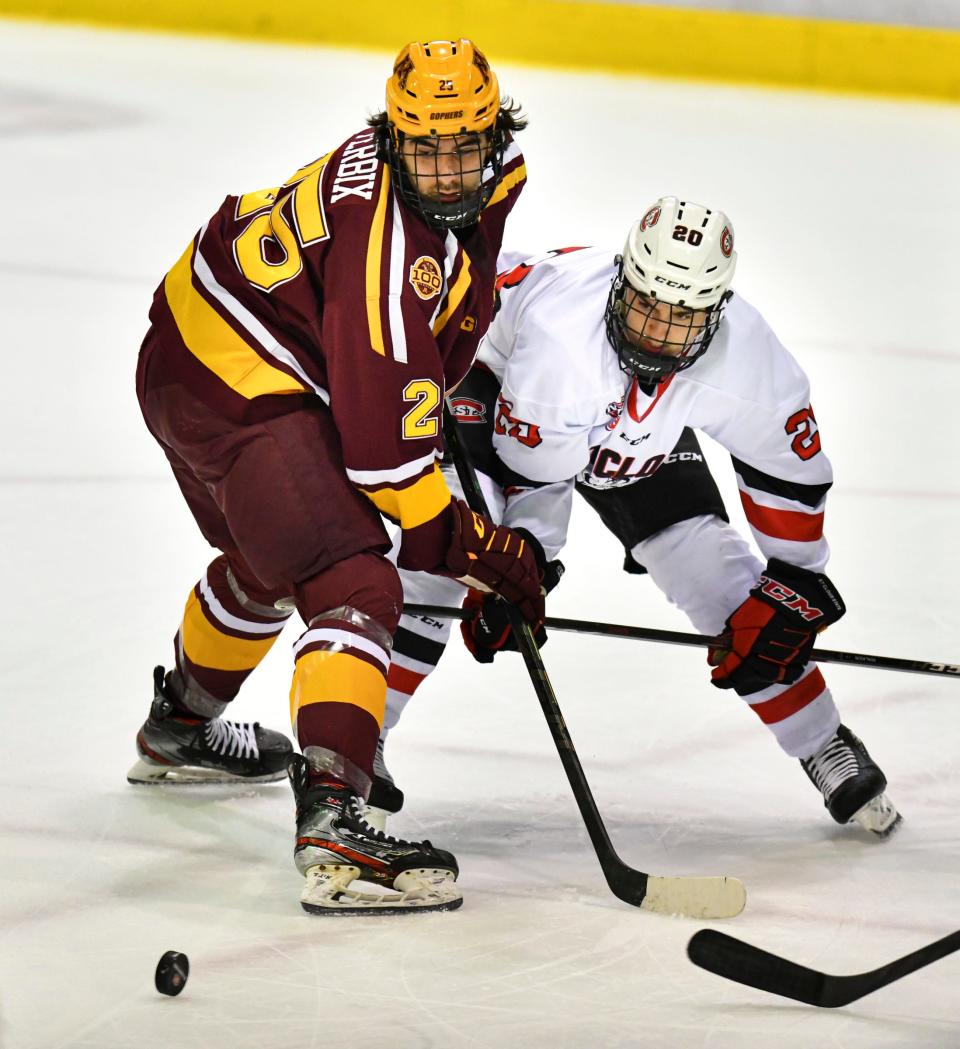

left=403, top=604, right=960, bottom=679
left=687, top=928, right=960, bottom=1007
left=440, top=405, right=745, bottom=920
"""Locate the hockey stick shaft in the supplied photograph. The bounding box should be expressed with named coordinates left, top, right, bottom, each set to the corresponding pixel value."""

left=403, top=604, right=959, bottom=680
left=440, top=406, right=638, bottom=904
left=441, top=404, right=744, bottom=919
left=687, top=928, right=960, bottom=1007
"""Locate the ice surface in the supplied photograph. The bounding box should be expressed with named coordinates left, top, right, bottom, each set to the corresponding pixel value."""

left=0, top=20, right=957, bottom=1049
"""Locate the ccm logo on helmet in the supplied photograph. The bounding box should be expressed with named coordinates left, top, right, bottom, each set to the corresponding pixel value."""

left=654, top=276, right=692, bottom=290
left=757, top=577, right=824, bottom=621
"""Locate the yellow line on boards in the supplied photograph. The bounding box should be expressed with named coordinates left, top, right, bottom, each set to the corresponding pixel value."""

left=3, top=1, right=960, bottom=102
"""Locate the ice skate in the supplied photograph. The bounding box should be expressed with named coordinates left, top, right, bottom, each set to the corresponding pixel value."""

left=127, top=666, right=293, bottom=785
left=801, top=724, right=902, bottom=837
left=362, top=736, right=405, bottom=832
left=289, top=754, right=461, bottom=915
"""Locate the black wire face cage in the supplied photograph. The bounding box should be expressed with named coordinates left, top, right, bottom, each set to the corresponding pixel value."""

left=603, top=260, right=731, bottom=384
left=381, top=124, right=506, bottom=230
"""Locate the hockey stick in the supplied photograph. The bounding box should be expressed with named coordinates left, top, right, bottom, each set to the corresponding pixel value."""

left=441, top=402, right=746, bottom=919
left=687, top=928, right=960, bottom=1007
left=403, top=604, right=959, bottom=680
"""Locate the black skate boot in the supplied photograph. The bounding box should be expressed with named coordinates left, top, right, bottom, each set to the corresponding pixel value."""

left=127, top=666, right=292, bottom=785
left=288, top=753, right=461, bottom=915
left=801, top=724, right=902, bottom=837
left=362, top=736, right=405, bottom=832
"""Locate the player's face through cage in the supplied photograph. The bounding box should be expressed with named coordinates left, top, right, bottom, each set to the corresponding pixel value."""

left=623, top=288, right=709, bottom=357
left=605, top=274, right=728, bottom=383
left=393, top=128, right=502, bottom=229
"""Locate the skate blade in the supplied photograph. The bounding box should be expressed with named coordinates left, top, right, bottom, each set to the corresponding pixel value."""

left=300, top=864, right=463, bottom=915
left=126, top=758, right=286, bottom=786
left=852, top=792, right=903, bottom=838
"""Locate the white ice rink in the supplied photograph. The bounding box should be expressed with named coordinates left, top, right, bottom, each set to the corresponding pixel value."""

left=1, top=19, right=958, bottom=1048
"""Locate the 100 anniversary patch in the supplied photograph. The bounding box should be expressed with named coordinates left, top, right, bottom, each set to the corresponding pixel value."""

left=409, top=256, right=443, bottom=299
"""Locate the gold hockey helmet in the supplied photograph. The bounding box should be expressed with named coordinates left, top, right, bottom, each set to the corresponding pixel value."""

left=386, top=39, right=500, bottom=138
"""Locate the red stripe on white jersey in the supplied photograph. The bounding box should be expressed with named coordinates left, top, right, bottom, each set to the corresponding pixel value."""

left=739, top=490, right=824, bottom=543
left=749, top=667, right=826, bottom=725
left=387, top=662, right=427, bottom=697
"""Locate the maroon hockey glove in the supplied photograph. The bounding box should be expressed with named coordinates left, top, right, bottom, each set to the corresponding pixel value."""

left=444, top=499, right=546, bottom=623
left=461, top=558, right=564, bottom=663
left=710, top=558, right=845, bottom=695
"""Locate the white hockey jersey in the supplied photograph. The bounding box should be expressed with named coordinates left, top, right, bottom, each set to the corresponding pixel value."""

left=478, top=246, right=832, bottom=572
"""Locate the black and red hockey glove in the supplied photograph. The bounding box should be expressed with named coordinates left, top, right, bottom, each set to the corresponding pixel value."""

left=461, top=557, right=564, bottom=663
left=710, top=558, right=845, bottom=695
left=443, top=498, right=546, bottom=624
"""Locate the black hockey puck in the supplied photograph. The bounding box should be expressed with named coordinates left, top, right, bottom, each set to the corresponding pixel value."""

left=155, top=950, right=189, bottom=996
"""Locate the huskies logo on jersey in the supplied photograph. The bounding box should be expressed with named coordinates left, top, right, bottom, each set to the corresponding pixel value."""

left=583, top=446, right=704, bottom=488
left=604, top=398, right=624, bottom=431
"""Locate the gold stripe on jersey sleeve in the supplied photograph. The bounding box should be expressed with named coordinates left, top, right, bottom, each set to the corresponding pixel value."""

left=432, top=252, right=472, bottom=337
left=485, top=163, right=527, bottom=210
left=164, top=243, right=308, bottom=398
left=180, top=591, right=279, bottom=671
left=365, top=170, right=391, bottom=356
left=290, top=650, right=387, bottom=725
left=364, top=462, right=451, bottom=529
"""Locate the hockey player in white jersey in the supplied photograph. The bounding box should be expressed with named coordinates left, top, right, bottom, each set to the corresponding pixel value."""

left=376, top=196, right=900, bottom=839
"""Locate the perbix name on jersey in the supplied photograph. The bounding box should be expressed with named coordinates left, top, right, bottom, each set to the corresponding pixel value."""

left=331, top=130, right=379, bottom=203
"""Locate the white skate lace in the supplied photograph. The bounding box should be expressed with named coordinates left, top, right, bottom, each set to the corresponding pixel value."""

left=204, top=718, right=259, bottom=759
left=806, top=737, right=859, bottom=799
left=348, top=796, right=407, bottom=845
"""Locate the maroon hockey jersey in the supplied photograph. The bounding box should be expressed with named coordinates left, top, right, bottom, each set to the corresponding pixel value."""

left=145, top=127, right=526, bottom=539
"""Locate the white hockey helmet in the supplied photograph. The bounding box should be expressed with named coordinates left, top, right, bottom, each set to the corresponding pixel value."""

left=623, top=196, right=736, bottom=307
left=605, top=196, right=737, bottom=382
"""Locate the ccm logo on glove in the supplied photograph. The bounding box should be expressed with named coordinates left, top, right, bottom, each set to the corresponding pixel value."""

left=710, top=559, right=845, bottom=695
left=755, top=574, right=844, bottom=623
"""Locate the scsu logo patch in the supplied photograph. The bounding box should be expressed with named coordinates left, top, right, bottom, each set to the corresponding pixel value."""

left=449, top=397, right=486, bottom=423
left=409, top=256, right=443, bottom=300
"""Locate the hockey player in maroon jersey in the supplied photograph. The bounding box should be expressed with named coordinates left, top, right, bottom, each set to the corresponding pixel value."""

left=131, top=40, right=547, bottom=913
left=389, top=197, right=901, bottom=840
